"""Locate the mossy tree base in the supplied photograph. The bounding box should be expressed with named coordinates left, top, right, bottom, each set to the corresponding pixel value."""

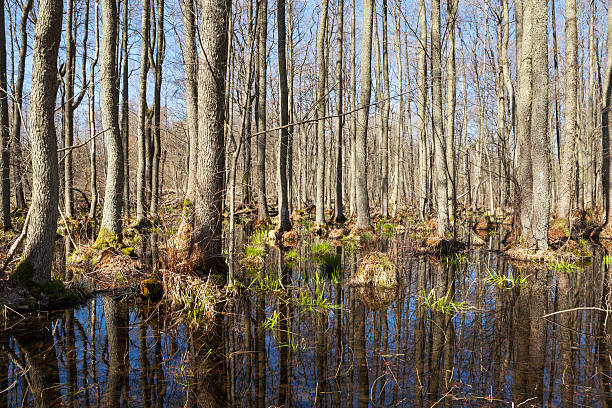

left=93, top=226, right=123, bottom=250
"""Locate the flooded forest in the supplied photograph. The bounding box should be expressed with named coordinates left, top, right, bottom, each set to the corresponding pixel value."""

left=1, top=0, right=612, bottom=405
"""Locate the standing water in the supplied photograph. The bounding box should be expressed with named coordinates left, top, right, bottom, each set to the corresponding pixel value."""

left=1, top=236, right=611, bottom=407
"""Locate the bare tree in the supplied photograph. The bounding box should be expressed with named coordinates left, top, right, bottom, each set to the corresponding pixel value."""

left=277, top=0, right=291, bottom=231
left=149, top=0, right=165, bottom=216
left=88, top=0, right=100, bottom=220
left=416, top=0, right=428, bottom=221
left=95, top=0, right=124, bottom=246
left=333, top=0, right=345, bottom=223
left=182, top=0, right=198, bottom=203
left=431, top=0, right=448, bottom=236
left=136, top=0, right=151, bottom=223
left=355, top=0, right=373, bottom=229
left=0, top=0, right=11, bottom=230
left=13, top=0, right=63, bottom=284
left=121, top=0, right=130, bottom=215
left=10, top=0, right=34, bottom=212
left=314, top=0, right=329, bottom=227
left=191, top=0, right=231, bottom=266
left=558, top=0, right=578, bottom=222
left=254, top=0, right=268, bottom=221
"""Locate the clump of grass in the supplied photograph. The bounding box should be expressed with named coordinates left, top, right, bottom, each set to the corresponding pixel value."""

left=250, top=227, right=267, bottom=247
left=485, top=269, right=529, bottom=289
left=162, top=271, right=221, bottom=328
left=350, top=251, right=398, bottom=288
left=548, top=259, right=582, bottom=272
left=380, top=222, right=394, bottom=239
left=421, top=289, right=467, bottom=316
left=605, top=254, right=612, bottom=269
left=241, top=228, right=268, bottom=270
left=309, top=240, right=340, bottom=269
left=298, top=270, right=335, bottom=312
left=248, top=272, right=283, bottom=292
left=441, top=252, right=468, bottom=266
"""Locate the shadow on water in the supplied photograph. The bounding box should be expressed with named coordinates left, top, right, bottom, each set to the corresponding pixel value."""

left=2, top=235, right=612, bottom=407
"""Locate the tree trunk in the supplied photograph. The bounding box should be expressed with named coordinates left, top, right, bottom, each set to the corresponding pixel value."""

left=334, top=0, right=345, bottom=223
left=15, top=0, right=63, bottom=285
left=417, top=0, right=428, bottom=221
left=391, top=7, right=404, bottom=217
left=89, top=0, right=100, bottom=220
left=10, top=0, right=33, bottom=212
left=62, top=0, right=75, bottom=220
left=254, top=0, right=268, bottom=220
left=121, top=0, right=130, bottom=216
left=380, top=0, right=389, bottom=219
left=277, top=0, right=291, bottom=231
left=191, top=0, right=230, bottom=265
left=431, top=0, right=447, bottom=236
left=445, top=0, right=457, bottom=233
left=182, top=0, right=198, bottom=203
left=0, top=0, right=11, bottom=229
left=530, top=0, right=550, bottom=249
left=516, top=0, right=534, bottom=243
left=149, top=0, right=165, bottom=217
left=355, top=0, right=374, bottom=229
left=349, top=0, right=356, bottom=216
left=136, top=0, right=151, bottom=222
left=602, top=0, right=612, bottom=224
left=95, top=0, right=124, bottom=246
left=314, top=0, right=329, bottom=226
left=558, top=0, right=578, bottom=221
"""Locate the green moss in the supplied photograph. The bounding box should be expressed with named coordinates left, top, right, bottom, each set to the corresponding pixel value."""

left=93, top=226, right=122, bottom=250
left=40, top=279, right=67, bottom=297
left=121, top=247, right=135, bottom=257
left=551, top=217, right=570, bottom=237
left=11, top=258, right=34, bottom=284
left=140, top=278, right=163, bottom=300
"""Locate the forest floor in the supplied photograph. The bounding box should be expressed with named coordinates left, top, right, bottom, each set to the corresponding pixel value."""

left=0, top=203, right=602, bottom=323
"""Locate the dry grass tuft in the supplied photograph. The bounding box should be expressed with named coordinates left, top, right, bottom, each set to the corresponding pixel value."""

left=161, top=269, right=226, bottom=329
left=89, top=249, right=148, bottom=289
left=350, top=251, right=399, bottom=288
left=415, top=236, right=466, bottom=256
left=504, top=243, right=591, bottom=264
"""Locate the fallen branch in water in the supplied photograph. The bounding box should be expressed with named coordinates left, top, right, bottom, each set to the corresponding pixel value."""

left=542, top=307, right=611, bottom=319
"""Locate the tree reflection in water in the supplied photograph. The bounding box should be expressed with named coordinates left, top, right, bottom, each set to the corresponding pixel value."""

left=1, top=243, right=612, bottom=407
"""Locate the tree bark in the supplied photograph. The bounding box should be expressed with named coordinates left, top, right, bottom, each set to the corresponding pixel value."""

left=254, top=0, right=268, bottom=220
left=445, top=0, right=457, bottom=232
left=602, top=0, right=612, bottom=224
left=530, top=0, right=550, bottom=249
left=277, top=0, right=291, bottom=231
left=417, top=0, right=428, bottom=221
left=96, top=0, right=124, bottom=245
left=10, top=0, right=33, bottom=212
left=136, top=0, right=151, bottom=222
left=191, top=0, right=230, bottom=264
left=558, top=0, right=578, bottom=220
left=89, top=0, right=100, bottom=220
left=380, top=0, right=389, bottom=218
left=182, top=0, right=198, bottom=203
left=355, top=0, right=373, bottom=229
left=62, top=0, right=75, bottom=219
left=15, top=0, right=63, bottom=285
left=121, top=0, right=130, bottom=216
left=349, top=0, right=356, bottom=216
left=149, top=0, right=165, bottom=217
left=314, top=0, right=329, bottom=226
left=431, top=0, right=448, bottom=236
left=334, top=0, right=345, bottom=223
left=0, top=0, right=11, bottom=229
